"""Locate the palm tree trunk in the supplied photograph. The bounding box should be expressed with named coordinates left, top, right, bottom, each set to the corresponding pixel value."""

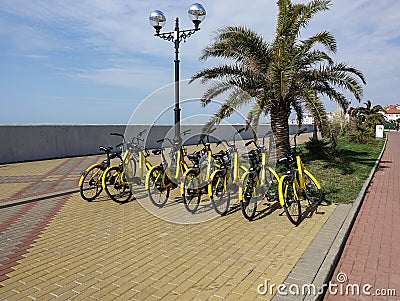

left=348, top=107, right=359, bottom=133
left=270, top=108, right=290, bottom=158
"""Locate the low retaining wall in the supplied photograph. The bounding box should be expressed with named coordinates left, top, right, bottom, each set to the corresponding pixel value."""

left=0, top=124, right=313, bottom=164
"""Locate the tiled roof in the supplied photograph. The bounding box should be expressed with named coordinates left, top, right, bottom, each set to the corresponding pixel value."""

left=383, top=105, right=400, bottom=114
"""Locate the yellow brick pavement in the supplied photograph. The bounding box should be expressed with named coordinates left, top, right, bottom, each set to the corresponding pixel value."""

left=1, top=191, right=335, bottom=300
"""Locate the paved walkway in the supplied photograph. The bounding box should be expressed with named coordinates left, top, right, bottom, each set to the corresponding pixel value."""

left=0, top=155, right=105, bottom=207
left=0, top=132, right=394, bottom=300
left=324, top=131, right=400, bottom=301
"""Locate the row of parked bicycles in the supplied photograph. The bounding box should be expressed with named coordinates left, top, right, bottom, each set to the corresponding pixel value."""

left=78, top=127, right=322, bottom=225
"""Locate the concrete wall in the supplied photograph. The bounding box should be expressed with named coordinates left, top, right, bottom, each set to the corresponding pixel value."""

left=0, top=124, right=313, bottom=164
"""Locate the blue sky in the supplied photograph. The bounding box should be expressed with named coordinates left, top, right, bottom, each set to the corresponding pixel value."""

left=1, top=0, right=399, bottom=124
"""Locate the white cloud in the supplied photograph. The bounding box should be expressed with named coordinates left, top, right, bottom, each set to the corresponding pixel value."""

left=1, top=0, right=400, bottom=124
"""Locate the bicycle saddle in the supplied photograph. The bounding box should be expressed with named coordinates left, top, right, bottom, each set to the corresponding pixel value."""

left=187, top=152, right=201, bottom=163
left=277, top=157, right=288, bottom=164
left=152, top=149, right=162, bottom=155
left=242, top=149, right=259, bottom=160
left=212, top=150, right=226, bottom=159
left=99, top=146, right=112, bottom=153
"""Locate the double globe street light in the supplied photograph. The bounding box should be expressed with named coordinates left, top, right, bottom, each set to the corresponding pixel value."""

left=149, top=3, right=206, bottom=146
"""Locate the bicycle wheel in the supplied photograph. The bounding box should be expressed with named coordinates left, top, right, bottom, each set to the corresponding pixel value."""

left=103, top=166, right=132, bottom=203
left=147, top=167, right=169, bottom=208
left=210, top=171, right=230, bottom=216
left=282, top=177, right=302, bottom=225
left=79, top=164, right=104, bottom=201
left=263, top=168, right=279, bottom=202
left=302, top=171, right=322, bottom=205
left=124, top=153, right=137, bottom=182
left=183, top=170, right=201, bottom=214
left=240, top=173, right=258, bottom=220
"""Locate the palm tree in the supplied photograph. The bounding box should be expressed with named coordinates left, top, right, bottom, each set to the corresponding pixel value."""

left=357, top=100, right=386, bottom=131
left=190, top=0, right=366, bottom=156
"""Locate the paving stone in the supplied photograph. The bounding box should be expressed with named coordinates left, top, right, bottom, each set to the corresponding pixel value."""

left=0, top=145, right=341, bottom=299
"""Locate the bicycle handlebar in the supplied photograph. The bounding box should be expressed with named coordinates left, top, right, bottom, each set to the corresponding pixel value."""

left=138, top=129, right=147, bottom=137
left=245, top=139, right=260, bottom=149
left=182, top=129, right=191, bottom=136
left=110, top=132, right=124, bottom=138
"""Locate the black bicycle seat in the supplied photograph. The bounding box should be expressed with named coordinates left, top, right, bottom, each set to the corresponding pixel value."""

left=152, top=149, right=162, bottom=155
left=99, top=146, right=112, bottom=153
left=277, top=157, right=288, bottom=164
left=212, top=150, right=225, bottom=159
left=187, top=152, right=201, bottom=163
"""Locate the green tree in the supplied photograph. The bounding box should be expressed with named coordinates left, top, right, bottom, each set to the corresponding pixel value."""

left=191, top=0, right=366, bottom=156
left=357, top=100, right=386, bottom=130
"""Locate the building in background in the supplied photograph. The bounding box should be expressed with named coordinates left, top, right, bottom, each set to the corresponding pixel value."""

left=382, top=105, right=400, bottom=122
left=288, top=111, right=346, bottom=125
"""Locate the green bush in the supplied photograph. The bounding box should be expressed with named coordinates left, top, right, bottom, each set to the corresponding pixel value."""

left=348, top=127, right=374, bottom=144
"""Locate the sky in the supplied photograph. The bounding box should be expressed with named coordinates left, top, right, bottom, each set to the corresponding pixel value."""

left=1, top=0, right=400, bottom=125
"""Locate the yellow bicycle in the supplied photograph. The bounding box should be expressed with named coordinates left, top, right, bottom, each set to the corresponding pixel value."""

left=101, top=133, right=135, bottom=203
left=238, top=131, right=280, bottom=220
left=207, top=128, right=247, bottom=216
left=78, top=145, right=120, bottom=201
left=278, top=128, right=322, bottom=225
left=145, top=130, right=191, bottom=207
left=181, top=133, right=216, bottom=213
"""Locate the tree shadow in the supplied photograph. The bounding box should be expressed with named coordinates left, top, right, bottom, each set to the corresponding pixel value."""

left=305, top=148, right=378, bottom=176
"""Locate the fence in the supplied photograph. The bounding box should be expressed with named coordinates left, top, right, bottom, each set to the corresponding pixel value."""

left=0, top=124, right=313, bottom=164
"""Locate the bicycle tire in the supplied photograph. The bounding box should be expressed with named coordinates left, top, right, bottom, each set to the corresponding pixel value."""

left=282, top=177, right=302, bottom=225
left=302, top=171, right=322, bottom=205
left=103, top=166, right=132, bottom=203
left=183, top=170, right=201, bottom=214
left=210, top=170, right=230, bottom=216
left=124, top=153, right=137, bottom=182
left=147, top=166, right=169, bottom=208
left=240, top=173, right=258, bottom=220
left=79, top=164, right=104, bottom=201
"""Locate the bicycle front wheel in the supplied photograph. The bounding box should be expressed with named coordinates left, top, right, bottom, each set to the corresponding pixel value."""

left=210, top=170, right=230, bottom=216
left=147, top=167, right=169, bottom=208
left=79, top=164, right=104, bottom=201
left=124, top=154, right=137, bottom=183
left=282, top=177, right=302, bottom=225
left=183, top=171, right=201, bottom=214
left=302, top=171, right=322, bottom=205
left=103, top=166, right=132, bottom=203
left=240, top=173, right=258, bottom=220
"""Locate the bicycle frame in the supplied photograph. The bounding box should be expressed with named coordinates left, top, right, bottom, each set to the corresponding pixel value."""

left=78, top=163, right=104, bottom=187
left=208, top=128, right=248, bottom=195
left=238, top=137, right=279, bottom=202
left=296, top=156, right=321, bottom=191
left=238, top=164, right=260, bottom=202
left=207, top=150, right=235, bottom=197
left=145, top=138, right=189, bottom=190
left=180, top=148, right=213, bottom=195
left=278, top=129, right=321, bottom=207
left=137, top=150, right=154, bottom=180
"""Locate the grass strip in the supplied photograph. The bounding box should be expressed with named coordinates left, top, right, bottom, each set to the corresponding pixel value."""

left=300, top=136, right=385, bottom=204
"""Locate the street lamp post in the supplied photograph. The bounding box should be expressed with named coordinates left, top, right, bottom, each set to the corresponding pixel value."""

left=149, top=3, right=206, bottom=146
